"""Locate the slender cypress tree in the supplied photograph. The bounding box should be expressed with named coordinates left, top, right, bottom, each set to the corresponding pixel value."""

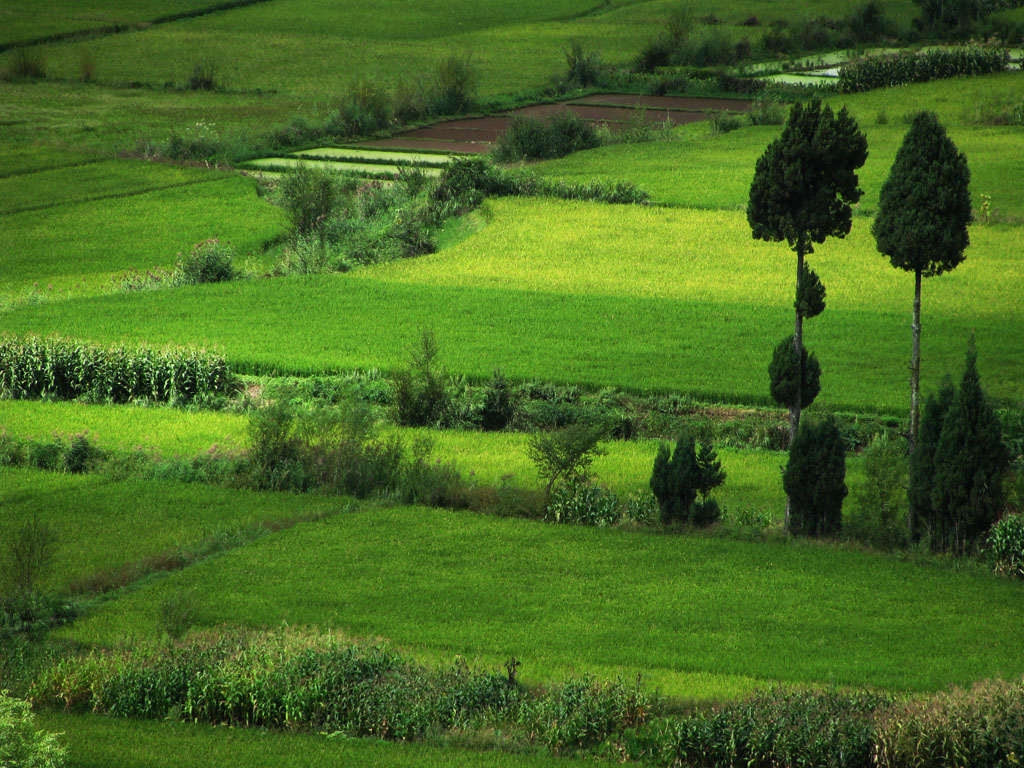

left=872, top=110, right=971, bottom=538
left=748, top=99, right=868, bottom=447
left=931, top=342, right=1009, bottom=555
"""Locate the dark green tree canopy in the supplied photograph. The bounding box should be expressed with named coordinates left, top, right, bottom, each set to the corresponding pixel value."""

left=748, top=99, right=868, bottom=252
left=908, top=375, right=956, bottom=539
left=768, top=335, right=822, bottom=410
left=872, top=110, right=972, bottom=277
left=795, top=263, right=826, bottom=319
left=783, top=416, right=848, bottom=537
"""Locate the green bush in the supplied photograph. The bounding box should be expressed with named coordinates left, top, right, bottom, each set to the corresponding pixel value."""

left=172, top=239, right=237, bottom=285
left=187, top=61, right=217, bottom=91
left=0, top=336, right=234, bottom=406
left=277, top=164, right=346, bottom=235
left=768, top=335, right=822, bottom=412
left=528, top=421, right=608, bottom=497
left=784, top=416, right=847, bottom=537
left=3, top=48, right=46, bottom=81
left=846, top=432, right=909, bottom=550
left=544, top=480, right=621, bottom=526
left=428, top=54, right=477, bottom=116
left=838, top=46, right=1009, bottom=93
left=479, top=370, right=517, bottom=431
left=0, top=690, right=66, bottom=767
left=986, top=513, right=1024, bottom=579
left=393, top=331, right=451, bottom=428
left=564, top=39, right=603, bottom=87
left=328, top=79, right=393, bottom=137
left=493, top=112, right=600, bottom=162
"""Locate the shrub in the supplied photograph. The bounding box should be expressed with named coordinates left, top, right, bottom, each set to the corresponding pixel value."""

left=650, top=435, right=699, bottom=525
left=0, top=691, right=66, bottom=767
left=783, top=416, right=847, bottom=537
left=428, top=54, right=477, bottom=116
left=707, top=111, right=745, bottom=134
left=528, top=421, right=608, bottom=497
left=0, top=336, right=234, bottom=406
left=768, top=336, right=821, bottom=413
left=987, top=513, right=1024, bottom=579
left=277, top=164, right=345, bottom=235
left=1, top=516, right=58, bottom=599
left=746, top=98, right=785, bottom=126
left=3, top=48, right=46, bottom=81
left=564, top=39, right=603, bottom=87
left=846, top=432, right=909, bottom=550
left=479, top=370, right=517, bottom=431
left=187, top=61, right=217, bottom=91
left=493, top=112, right=600, bottom=162
left=393, top=330, right=451, bottom=428
left=544, top=481, right=621, bottom=526
left=172, top=239, right=237, bottom=285
left=328, top=79, right=392, bottom=136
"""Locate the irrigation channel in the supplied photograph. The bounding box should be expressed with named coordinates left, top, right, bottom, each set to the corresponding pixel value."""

left=242, top=94, right=753, bottom=178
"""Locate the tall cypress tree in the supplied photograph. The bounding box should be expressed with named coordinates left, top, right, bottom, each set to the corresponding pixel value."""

left=748, top=98, right=868, bottom=447
left=931, top=342, right=1009, bottom=555
left=872, top=110, right=972, bottom=538
left=908, top=376, right=956, bottom=543
left=782, top=415, right=848, bottom=537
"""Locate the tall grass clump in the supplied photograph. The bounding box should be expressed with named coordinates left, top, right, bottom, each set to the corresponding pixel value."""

left=429, top=54, right=477, bottom=116
left=187, top=61, right=217, bottom=91
left=327, top=79, right=393, bottom=137
left=2, top=47, right=46, bottom=80
left=0, top=336, right=234, bottom=406
left=564, top=39, right=603, bottom=88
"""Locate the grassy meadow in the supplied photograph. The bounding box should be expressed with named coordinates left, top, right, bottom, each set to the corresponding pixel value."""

left=2, top=0, right=1023, bottom=764
left=3, top=197, right=1020, bottom=411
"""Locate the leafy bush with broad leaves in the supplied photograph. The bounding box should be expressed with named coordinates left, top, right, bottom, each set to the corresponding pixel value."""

left=0, top=336, right=234, bottom=406
left=0, top=691, right=66, bottom=767
left=987, top=513, right=1024, bottom=579
left=838, top=46, right=1009, bottom=93
left=544, top=481, right=621, bottom=526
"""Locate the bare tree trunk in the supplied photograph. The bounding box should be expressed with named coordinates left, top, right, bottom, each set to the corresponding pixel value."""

left=907, top=268, right=922, bottom=540
left=786, top=241, right=806, bottom=530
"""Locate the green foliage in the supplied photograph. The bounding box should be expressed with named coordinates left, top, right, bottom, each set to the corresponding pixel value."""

left=873, top=110, right=972, bottom=278
left=276, top=164, right=345, bottom=235
left=768, top=336, right=822, bottom=411
left=563, top=39, right=602, bottom=88
left=393, top=330, right=450, bottom=428
left=795, top=263, right=826, bottom=319
left=480, top=370, right=517, bottom=431
left=172, top=239, right=237, bottom=286
left=327, top=79, right=392, bottom=137
left=847, top=432, right=909, bottom=550
left=874, top=678, right=1024, bottom=768
left=987, top=513, right=1024, bottom=579
left=429, top=54, right=477, bottom=116
left=649, top=434, right=722, bottom=526
left=544, top=480, right=621, bottom=527
left=527, top=421, right=608, bottom=496
left=662, top=687, right=890, bottom=768
left=0, top=691, right=66, bottom=768
left=748, top=98, right=868, bottom=255
left=909, top=377, right=955, bottom=540
left=186, top=61, right=216, bottom=91
left=0, top=336, right=234, bottom=406
left=3, top=48, right=47, bottom=81
left=839, top=46, right=1009, bottom=93
left=1, top=515, right=58, bottom=598
left=784, top=416, right=848, bottom=537
left=931, top=343, right=1010, bottom=554
left=493, top=112, right=600, bottom=162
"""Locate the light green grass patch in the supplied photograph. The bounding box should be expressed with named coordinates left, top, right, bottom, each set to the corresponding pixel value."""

left=293, top=147, right=456, bottom=165
left=59, top=504, right=1024, bottom=698
left=0, top=467, right=342, bottom=592
left=244, top=157, right=443, bottom=176
left=0, top=172, right=286, bottom=297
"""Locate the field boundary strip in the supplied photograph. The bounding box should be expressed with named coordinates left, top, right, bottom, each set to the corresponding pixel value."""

left=0, top=0, right=276, bottom=52
left=0, top=157, right=107, bottom=180
left=0, top=176, right=231, bottom=217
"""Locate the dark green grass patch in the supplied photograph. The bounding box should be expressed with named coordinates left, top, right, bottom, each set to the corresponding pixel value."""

left=0, top=467, right=342, bottom=594
left=36, top=712, right=579, bottom=768
left=0, top=173, right=286, bottom=297
left=60, top=504, right=1024, bottom=698
left=4, top=200, right=1020, bottom=413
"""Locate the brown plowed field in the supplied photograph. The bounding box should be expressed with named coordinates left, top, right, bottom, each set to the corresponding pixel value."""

left=356, top=94, right=753, bottom=154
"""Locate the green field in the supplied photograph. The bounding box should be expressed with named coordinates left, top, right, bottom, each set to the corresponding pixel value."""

left=37, top=713, right=580, bottom=768
left=4, top=197, right=1020, bottom=411
left=55, top=503, right=1024, bottom=698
